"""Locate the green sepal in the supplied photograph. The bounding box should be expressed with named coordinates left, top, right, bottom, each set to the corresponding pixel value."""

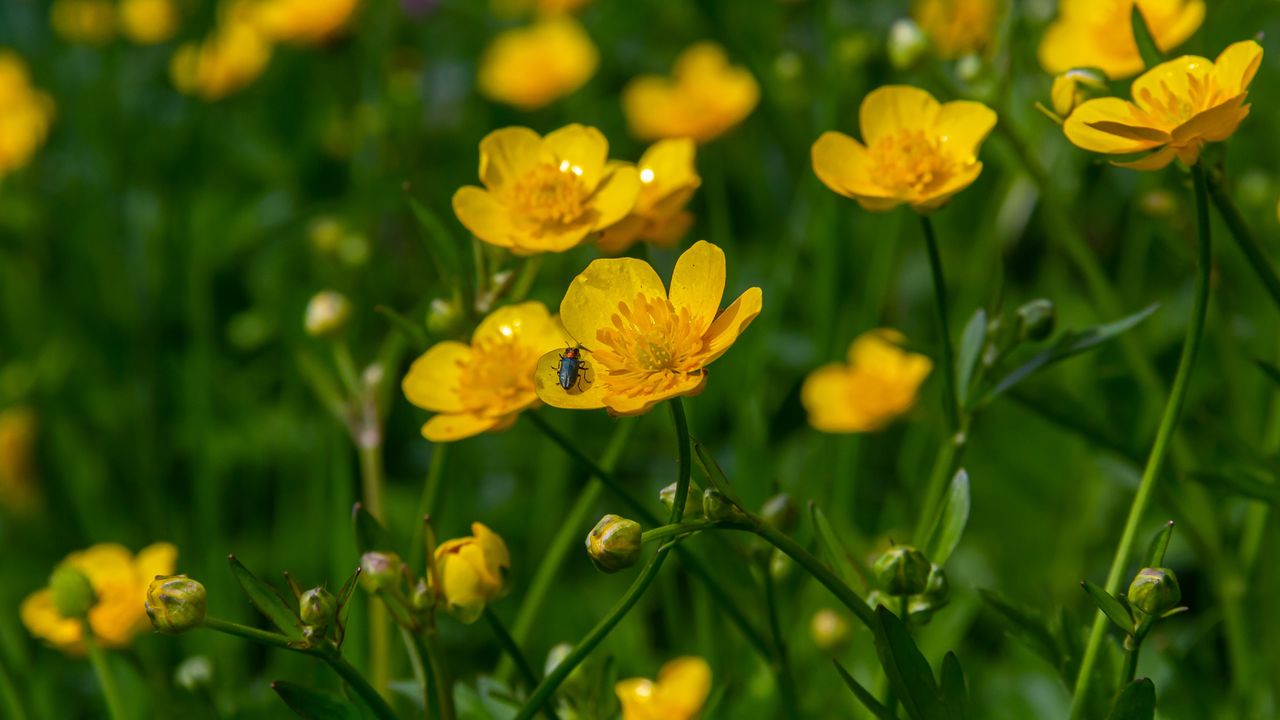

left=1143, top=521, right=1174, bottom=568
left=956, top=309, right=987, bottom=408
left=923, top=470, right=970, bottom=567
left=1082, top=580, right=1133, bottom=634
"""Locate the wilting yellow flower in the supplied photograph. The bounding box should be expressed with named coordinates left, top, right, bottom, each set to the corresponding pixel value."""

left=912, top=0, right=998, bottom=59
left=21, top=543, right=177, bottom=654
left=622, top=42, right=759, bottom=143
left=403, top=302, right=568, bottom=441
left=434, top=523, right=510, bottom=624
left=598, top=139, right=701, bottom=254
left=257, top=0, right=359, bottom=45
left=812, top=86, right=996, bottom=212
left=51, top=0, right=116, bottom=45
left=477, top=17, right=598, bottom=110
left=1063, top=40, right=1261, bottom=171
left=0, top=53, right=56, bottom=180
left=452, top=124, right=640, bottom=255
left=801, top=329, right=932, bottom=433
left=170, top=2, right=273, bottom=101
left=616, top=656, right=711, bottom=720
left=118, top=0, right=179, bottom=45
left=534, top=241, right=762, bottom=416
left=1050, top=68, right=1107, bottom=119
left=1039, top=0, right=1205, bottom=80
left=0, top=407, right=41, bottom=515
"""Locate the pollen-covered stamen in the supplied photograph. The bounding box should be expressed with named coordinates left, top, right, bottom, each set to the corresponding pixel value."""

left=1131, top=69, right=1236, bottom=130
left=455, top=336, right=541, bottom=414
left=869, top=128, right=959, bottom=197
left=593, top=292, right=707, bottom=397
left=508, top=161, right=589, bottom=225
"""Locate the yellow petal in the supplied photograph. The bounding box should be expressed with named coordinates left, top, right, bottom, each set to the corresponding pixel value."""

left=590, top=165, right=642, bottom=231
left=422, top=413, right=510, bottom=442
left=1130, top=55, right=1214, bottom=116
left=403, top=341, right=472, bottom=414
left=912, top=162, right=983, bottom=211
left=934, top=100, right=998, bottom=159
left=668, top=240, right=725, bottom=337
left=1111, top=145, right=1179, bottom=171
left=693, top=286, right=763, bottom=367
left=511, top=222, right=594, bottom=255
left=859, top=85, right=941, bottom=145
left=1213, top=40, right=1263, bottom=95
left=560, top=257, right=666, bottom=348
left=543, top=123, right=608, bottom=190
left=802, top=364, right=860, bottom=433
left=479, top=127, right=543, bottom=192
left=1172, top=94, right=1248, bottom=145
left=616, top=678, right=659, bottom=720
left=21, top=590, right=82, bottom=652
left=602, top=370, right=706, bottom=416
left=453, top=186, right=516, bottom=248
left=473, top=301, right=560, bottom=347
left=811, top=131, right=890, bottom=201
left=1149, top=0, right=1206, bottom=55
left=533, top=348, right=608, bottom=409
left=621, top=75, right=672, bottom=141
left=1063, top=98, right=1166, bottom=154
left=657, top=657, right=711, bottom=716
left=638, top=138, right=699, bottom=200
left=596, top=215, right=645, bottom=254
left=471, top=522, right=511, bottom=590
left=134, top=543, right=177, bottom=582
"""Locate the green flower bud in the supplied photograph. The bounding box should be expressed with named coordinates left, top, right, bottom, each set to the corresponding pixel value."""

left=145, top=575, right=207, bottom=634
left=304, top=291, right=351, bottom=339
left=924, top=564, right=950, bottom=602
left=299, top=587, right=339, bottom=628
left=908, top=595, right=943, bottom=625
left=874, top=545, right=931, bottom=597
left=49, top=565, right=96, bottom=618
left=426, top=298, right=463, bottom=338
left=810, top=608, right=851, bottom=652
left=1015, top=299, right=1056, bottom=343
left=1127, top=567, right=1181, bottom=616
left=359, top=552, right=404, bottom=594
left=410, top=578, right=433, bottom=611
left=759, top=493, right=798, bottom=533
left=702, top=489, right=745, bottom=522
left=586, top=514, right=642, bottom=573
left=659, top=481, right=703, bottom=519
left=174, top=655, right=213, bottom=692
left=769, top=548, right=793, bottom=581
left=887, top=19, right=928, bottom=70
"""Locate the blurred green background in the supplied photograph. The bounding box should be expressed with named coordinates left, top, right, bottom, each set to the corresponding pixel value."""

left=2, top=0, right=1280, bottom=717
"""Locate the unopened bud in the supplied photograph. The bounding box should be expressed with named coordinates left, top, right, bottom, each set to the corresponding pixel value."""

left=145, top=575, right=207, bottom=633
left=759, top=493, right=799, bottom=533
left=924, top=563, right=950, bottom=602
left=769, top=548, right=792, bottom=581
left=1015, top=299, right=1055, bottom=343
left=810, top=608, right=851, bottom=652
left=874, top=545, right=931, bottom=596
left=175, top=655, right=213, bottom=692
left=359, top=552, right=404, bottom=593
left=1050, top=68, right=1106, bottom=119
left=586, top=514, right=642, bottom=573
left=426, top=298, right=463, bottom=338
left=888, top=19, right=928, bottom=70
left=49, top=565, right=96, bottom=618
left=305, top=291, right=351, bottom=338
left=702, top=489, right=745, bottom=522
left=660, top=482, right=704, bottom=520
left=411, top=578, right=433, bottom=611
left=299, top=587, right=339, bottom=628
left=1128, top=567, right=1181, bottom=616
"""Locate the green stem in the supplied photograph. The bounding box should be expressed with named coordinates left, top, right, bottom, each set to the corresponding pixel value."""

left=333, top=341, right=363, bottom=398
left=1205, top=167, right=1280, bottom=312
left=1069, top=163, right=1213, bottom=719
left=321, top=649, right=401, bottom=720
left=920, top=213, right=960, bottom=432
left=485, top=610, right=561, bottom=720
left=1122, top=639, right=1140, bottom=686
left=83, top=630, right=126, bottom=720
left=357, top=443, right=390, bottom=698
left=763, top=567, right=801, bottom=718
left=203, top=616, right=297, bottom=649
left=749, top=520, right=875, bottom=629
left=641, top=519, right=752, bottom=544
left=421, top=629, right=456, bottom=720
left=400, top=627, right=431, bottom=720
left=913, top=415, right=969, bottom=545
left=509, top=255, right=544, bottom=303
left=526, top=412, right=653, bottom=521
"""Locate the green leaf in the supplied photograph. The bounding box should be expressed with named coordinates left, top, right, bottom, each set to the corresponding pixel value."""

left=924, top=470, right=970, bottom=567
left=1189, top=469, right=1280, bottom=507
left=809, top=503, right=860, bottom=588
left=408, top=197, right=463, bottom=287
left=272, top=681, right=362, bottom=720
left=939, top=653, right=968, bottom=720
left=956, top=309, right=987, bottom=408
left=692, top=437, right=746, bottom=508
left=374, top=305, right=428, bottom=351
left=872, top=606, right=943, bottom=720
left=981, top=304, right=1158, bottom=405
left=832, top=660, right=897, bottom=720
left=1144, top=521, right=1174, bottom=568
left=1106, top=678, right=1156, bottom=720
left=1082, top=580, right=1133, bottom=634
left=352, top=502, right=391, bottom=555
left=1129, top=6, right=1163, bottom=70
left=229, top=555, right=301, bottom=639
left=978, top=590, right=1062, bottom=671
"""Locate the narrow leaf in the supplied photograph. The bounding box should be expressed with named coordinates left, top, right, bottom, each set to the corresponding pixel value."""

left=956, top=309, right=987, bottom=408
left=229, top=555, right=301, bottom=638
left=408, top=197, right=463, bottom=284
left=939, top=652, right=968, bottom=720
left=810, top=503, right=860, bottom=588
left=872, top=606, right=943, bottom=720
left=1082, top=581, right=1133, bottom=633
left=832, top=661, right=898, bottom=720
left=1106, top=678, right=1156, bottom=720
left=1130, top=7, right=1163, bottom=70
left=978, top=590, right=1062, bottom=671
left=1143, top=521, right=1174, bottom=568
left=272, top=681, right=362, bottom=720
left=353, top=502, right=390, bottom=555
left=692, top=437, right=746, bottom=507
left=924, top=470, right=970, bottom=567
left=374, top=305, right=429, bottom=350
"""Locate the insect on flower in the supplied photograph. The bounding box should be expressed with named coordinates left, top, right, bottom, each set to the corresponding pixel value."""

left=554, top=345, right=591, bottom=392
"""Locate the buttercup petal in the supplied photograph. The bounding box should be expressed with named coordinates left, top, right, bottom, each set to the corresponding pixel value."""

left=1130, top=55, right=1214, bottom=116
left=811, top=131, right=889, bottom=200
left=422, top=413, right=510, bottom=442
left=1172, top=94, right=1248, bottom=145
left=860, top=85, right=941, bottom=145
left=1111, top=145, right=1179, bottom=171
left=638, top=138, right=699, bottom=199
left=695, top=286, right=763, bottom=366
left=621, top=76, right=671, bottom=140
left=560, top=257, right=666, bottom=348
left=934, top=101, right=998, bottom=159
left=801, top=365, right=860, bottom=433
left=668, top=241, right=726, bottom=337
left=1213, top=40, right=1263, bottom=95
left=1064, top=98, right=1166, bottom=154
left=533, top=348, right=608, bottom=409
left=596, top=215, right=646, bottom=254
left=134, top=543, right=178, bottom=583
left=403, top=342, right=472, bottom=413
left=602, top=371, right=706, bottom=416
left=657, top=657, right=712, bottom=715
left=912, top=162, right=983, bottom=211
left=479, top=127, right=543, bottom=192
left=543, top=123, right=608, bottom=190
left=453, top=187, right=516, bottom=248
left=590, top=165, right=643, bottom=231
left=473, top=301, right=556, bottom=346
left=20, top=590, right=82, bottom=651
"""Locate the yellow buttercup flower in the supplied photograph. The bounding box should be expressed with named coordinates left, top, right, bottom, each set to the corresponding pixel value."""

left=801, top=329, right=932, bottom=433
left=452, top=124, right=640, bottom=255
left=912, top=0, right=998, bottom=59
left=403, top=302, right=568, bottom=441
left=534, top=240, right=762, bottom=416
left=170, top=1, right=273, bottom=101
left=477, top=17, right=598, bottom=111
left=616, top=656, right=711, bottom=720
left=622, top=42, right=759, bottom=143
left=119, top=0, right=179, bottom=45
left=1039, top=0, right=1205, bottom=80
left=812, top=85, right=996, bottom=212
left=0, top=52, right=56, bottom=180
left=1063, top=40, right=1262, bottom=171
left=598, top=139, right=701, bottom=254
left=433, top=522, right=510, bottom=624
left=21, top=542, right=177, bottom=654
left=0, top=406, right=41, bottom=515
left=51, top=0, right=116, bottom=45
left=257, top=0, right=360, bottom=45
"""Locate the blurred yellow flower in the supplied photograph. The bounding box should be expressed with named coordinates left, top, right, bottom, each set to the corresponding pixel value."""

left=434, top=522, right=510, bottom=624
left=119, top=0, right=179, bottom=45
left=801, top=329, right=932, bottom=433
left=51, top=0, right=116, bottom=45
left=1050, top=68, right=1107, bottom=119
left=0, top=407, right=41, bottom=515
left=403, top=302, right=568, bottom=441
left=21, top=542, right=177, bottom=654
left=912, top=0, right=997, bottom=59
left=616, top=656, right=711, bottom=720
left=477, top=17, right=598, bottom=110
left=622, top=42, right=759, bottom=143
left=812, top=85, right=996, bottom=212
left=452, top=124, right=640, bottom=255
left=0, top=52, right=56, bottom=179
left=534, top=241, right=762, bottom=416
left=1063, top=40, right=1261, bottom=171
left=598, top=138, right=701, bottom=254
left=492, top=0, right=591, bottom=15
left=257, top=0, right=360, bottom=45
left=170, top=2, right=273, bottom=101
left=1039, top=0, right=1205, bottom=80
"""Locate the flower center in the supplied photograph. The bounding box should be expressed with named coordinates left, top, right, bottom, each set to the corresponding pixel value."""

left=456, top=336, right=540, bottom=414
left=508, top=160, right=588, bottom=225
left=868, top=129, right=957, bottom=197
left=1131, top=67, right=1233, bottom=130
left=593, top=293, right=706, bottom=397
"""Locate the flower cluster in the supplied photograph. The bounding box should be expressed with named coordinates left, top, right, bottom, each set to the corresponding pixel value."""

left=0, top=52, right=55, bottom=180
left=50, top=0, right=179, bottom=45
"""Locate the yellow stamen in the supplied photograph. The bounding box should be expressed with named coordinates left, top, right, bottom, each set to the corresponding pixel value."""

left=868, top=128, right=959, bottom=197
left=507, top=162, right=589, bottom=225
left=593, top=293, right=706, bottom=398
